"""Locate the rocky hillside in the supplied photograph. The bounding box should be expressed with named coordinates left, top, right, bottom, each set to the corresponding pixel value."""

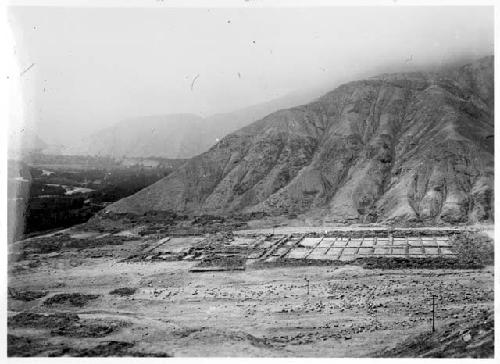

left=107, top=56, right=494, bottom=225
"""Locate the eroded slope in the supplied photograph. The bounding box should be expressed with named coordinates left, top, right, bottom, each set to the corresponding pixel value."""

left=107, top=57, right=494, bottom=224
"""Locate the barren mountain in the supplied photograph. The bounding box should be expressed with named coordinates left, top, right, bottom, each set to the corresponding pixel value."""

left=66, top=114, right=206, bottom=159
left=65, top=90, right=323, bottom=159
left=107, top=56, right=494, bottom=224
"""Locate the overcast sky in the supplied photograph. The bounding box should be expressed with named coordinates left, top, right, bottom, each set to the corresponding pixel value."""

left=8, top=5, right=494, bottom=145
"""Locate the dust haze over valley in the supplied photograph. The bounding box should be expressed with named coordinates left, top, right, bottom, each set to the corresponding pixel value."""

left=5, top=3, right=496, bottom=359
left=8, top=6, right=493, bottom=149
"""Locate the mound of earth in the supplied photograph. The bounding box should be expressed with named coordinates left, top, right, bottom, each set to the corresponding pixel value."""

left=50, top=322, right=119, bottom=338
left=109, top=287, right=137, bottom=296
left=8, top=289, right=48, bottom=301
left=8, top=312, right=79, bottom=329
left=8, top=312, right=123, bottom=339
left=8, top=336, right=171, bottom=357
left=60, top=341, right=172, bottom=357
left=107, top=56, right=494, bottom=225
left=8, top=335, right=51, bottom=357
left=43, top=293, right=100, bottom=307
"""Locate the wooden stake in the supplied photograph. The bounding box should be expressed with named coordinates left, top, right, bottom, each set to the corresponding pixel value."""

left=431, top=294, right=438, bottom=332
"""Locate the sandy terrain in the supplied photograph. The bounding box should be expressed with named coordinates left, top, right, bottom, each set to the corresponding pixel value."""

left=7, top=229, right=494, bottom=357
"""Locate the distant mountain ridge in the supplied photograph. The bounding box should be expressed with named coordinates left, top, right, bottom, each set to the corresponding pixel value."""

left=107, top=56, right=494, bottom=225
left=64, top=89, right=323, bottom=159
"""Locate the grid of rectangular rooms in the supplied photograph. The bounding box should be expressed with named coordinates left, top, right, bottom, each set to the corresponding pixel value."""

left=137, top=233, right=458, bottom=264
left=246, top=234, right=456, bottom=263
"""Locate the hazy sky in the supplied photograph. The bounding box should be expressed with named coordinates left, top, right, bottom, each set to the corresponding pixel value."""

left=8, top=6, right=494, bottom=145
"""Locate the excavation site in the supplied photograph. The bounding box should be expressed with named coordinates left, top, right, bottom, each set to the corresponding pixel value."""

left=6, top=4, right=495, bottom=359
left=7, top=211, right=494, bottom=357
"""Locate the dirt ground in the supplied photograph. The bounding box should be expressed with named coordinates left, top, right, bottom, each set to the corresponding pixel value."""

left=8, top=228, right=494, bottom=357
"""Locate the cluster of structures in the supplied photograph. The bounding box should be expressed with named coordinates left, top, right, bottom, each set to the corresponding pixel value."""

left=129, top=232, right=457, bottom=271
